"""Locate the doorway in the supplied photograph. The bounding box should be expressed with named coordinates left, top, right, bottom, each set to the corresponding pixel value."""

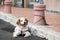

left=15, top=0, right=24, bottom=8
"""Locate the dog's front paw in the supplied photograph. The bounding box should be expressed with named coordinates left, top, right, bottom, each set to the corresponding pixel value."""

left=13, top=33, right=17, bottom=38
left=13, top=35, right=17, bottom=38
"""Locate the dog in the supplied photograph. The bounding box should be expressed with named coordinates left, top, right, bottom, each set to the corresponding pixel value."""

left=13, top=17, right=31, bottom=38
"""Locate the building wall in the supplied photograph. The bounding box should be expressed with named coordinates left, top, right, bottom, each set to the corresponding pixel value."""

left=12, top=0, right=60, bottom=11
left=44, top=0, right=60, bottom=25
left=44, top=0, right=60, bottom=11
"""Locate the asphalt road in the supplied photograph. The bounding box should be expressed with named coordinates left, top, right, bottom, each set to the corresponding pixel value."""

left=0, top=19, right=47, bottom=40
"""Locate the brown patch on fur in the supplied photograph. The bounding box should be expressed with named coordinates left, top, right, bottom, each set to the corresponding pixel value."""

left=25, top=18, right=28, bottom=25
left=16, top=19, right=20, bottom=25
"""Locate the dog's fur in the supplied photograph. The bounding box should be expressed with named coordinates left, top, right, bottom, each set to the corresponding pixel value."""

left=13, top=17, right=31, bottom=37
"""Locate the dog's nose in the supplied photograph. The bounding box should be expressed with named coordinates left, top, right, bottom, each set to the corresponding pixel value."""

left=24, top=22, right=25, bottom=24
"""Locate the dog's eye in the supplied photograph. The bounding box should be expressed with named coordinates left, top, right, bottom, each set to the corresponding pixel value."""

left=20, top=20, right=22, bottom=22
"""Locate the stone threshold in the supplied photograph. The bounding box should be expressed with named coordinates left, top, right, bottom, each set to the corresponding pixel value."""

left=0, top=12, right=60, bottom=40
left=46, top=10, right=60, bottom=15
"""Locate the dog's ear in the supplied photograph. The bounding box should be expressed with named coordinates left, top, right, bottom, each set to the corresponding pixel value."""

left=16, top=19, right=20, bottom=25
left=25, top=18, right=28, bottom=25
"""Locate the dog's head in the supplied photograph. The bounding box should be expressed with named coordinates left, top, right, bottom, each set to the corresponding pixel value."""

left=16, top=17, right=28, bottom=26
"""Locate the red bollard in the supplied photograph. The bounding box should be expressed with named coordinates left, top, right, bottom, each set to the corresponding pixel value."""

left=33, top=4, right=47, bottom=25
left=4, top=1, right=12, bottom=13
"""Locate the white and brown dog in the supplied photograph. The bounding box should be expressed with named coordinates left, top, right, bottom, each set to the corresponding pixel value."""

left=13, top=17, right=31, bottom=38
